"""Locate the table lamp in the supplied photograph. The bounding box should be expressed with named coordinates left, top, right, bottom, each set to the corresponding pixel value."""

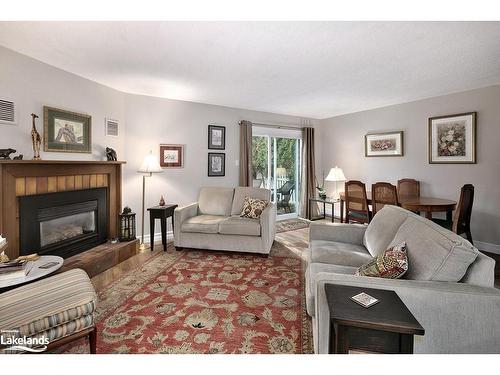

left=325, top=166, right=347, bottom=200
left=138, top=151, right=163, bottom=250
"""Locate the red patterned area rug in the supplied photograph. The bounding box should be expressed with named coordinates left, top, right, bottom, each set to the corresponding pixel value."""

left=60, top=241, right=313, bottom=354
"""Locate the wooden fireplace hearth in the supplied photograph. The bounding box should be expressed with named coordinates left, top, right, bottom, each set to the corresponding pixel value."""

left=0, top=160, right=126, bottom=259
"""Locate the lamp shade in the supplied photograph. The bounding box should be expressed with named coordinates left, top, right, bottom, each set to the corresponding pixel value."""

left=138, top=151, right=163, bottom=174
left=325, top=166, right=346, bottom=182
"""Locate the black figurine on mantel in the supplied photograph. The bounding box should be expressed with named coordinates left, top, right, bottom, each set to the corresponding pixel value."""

left=0, top=148, right=17, bottom=160
left=106, top=147, right=117, bottom=161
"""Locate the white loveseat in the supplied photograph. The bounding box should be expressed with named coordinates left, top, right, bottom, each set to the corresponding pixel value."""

left=174, top=186, right=276, bottom=254
left=306, top=205, right=500, bottom=354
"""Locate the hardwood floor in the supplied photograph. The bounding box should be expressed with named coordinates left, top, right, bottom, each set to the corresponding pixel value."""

left=90, top=225, right=499, bottom=293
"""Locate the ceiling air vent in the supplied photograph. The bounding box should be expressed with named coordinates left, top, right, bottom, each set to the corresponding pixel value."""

left=0, top=99, right=16, bottom=125
left=105, top=118, right=119, bottom=137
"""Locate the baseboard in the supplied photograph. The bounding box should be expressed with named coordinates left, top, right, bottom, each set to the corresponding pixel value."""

left=142, top=231, right=174, bottom=244
left=475, top=241, right=500, bottom=255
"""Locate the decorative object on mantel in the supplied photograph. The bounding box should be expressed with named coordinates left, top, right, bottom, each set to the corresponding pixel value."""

left=31, top=113, right=42, bottom=160
left=325, top=166, right=347, bottom=199
left=159, top=195, right=165, bottom=206
left=428, top=112, right=476, bottom=164
left=208, top=152, right=225, bottom=176
left=44, top=106, right=92, bottom=154
left=159, top=144, right=184, bottom=168
left=13, top=154, right=23, bottom=160
left=0, top=148, right=17, bottom=160
left=138, top=151, right=163, bottom=250
left=106, top=147, right=117, bottom=161
left=208, top=124, right=226, bottom=150
left=119, top=206, right=136, bottom=242
left=365, top=131, right=404, bottom=157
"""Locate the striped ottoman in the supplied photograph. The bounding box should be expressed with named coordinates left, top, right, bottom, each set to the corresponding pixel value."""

left=0, top=268, right=97, bottom=354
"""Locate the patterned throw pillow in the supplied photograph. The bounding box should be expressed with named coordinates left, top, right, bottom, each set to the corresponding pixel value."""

left=240, top=196, right=269, bottom=219
left=356, top=241, right=409, bottom=279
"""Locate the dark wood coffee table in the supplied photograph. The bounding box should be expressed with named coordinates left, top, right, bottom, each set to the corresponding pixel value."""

left=325, top=284, right=424, bottom=354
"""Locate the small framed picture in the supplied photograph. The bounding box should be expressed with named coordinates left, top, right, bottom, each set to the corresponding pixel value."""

left=44, top=106, right=92, bottom=153
left=208, top=152, right=225, bottom=177
left=365, top=131, right=404, bottom=157
left=159, top=144, right=184, bottom=168
left=208, top=125, right=226, bottom=150
left=428, top=112, right=476, bottom=164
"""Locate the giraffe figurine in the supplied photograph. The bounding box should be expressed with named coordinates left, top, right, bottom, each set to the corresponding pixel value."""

left=31, top=113, right=42, bottom=160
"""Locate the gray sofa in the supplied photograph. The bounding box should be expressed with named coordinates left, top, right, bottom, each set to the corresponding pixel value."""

left=174, top=186, right=276, bottom=254
left=306, top=205, right=500, bottom=354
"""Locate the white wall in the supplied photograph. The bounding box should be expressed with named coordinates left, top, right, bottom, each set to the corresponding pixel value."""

left=0, top=46, right=126, bottom=160
left=319, top=85, right=500, bottom=248
left=123, top=94, right=320, bottom=237
left=0, top=46, right=321, bottom=241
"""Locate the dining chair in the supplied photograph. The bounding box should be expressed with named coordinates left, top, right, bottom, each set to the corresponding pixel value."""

left=397, top=179, right=420, bottom=200
left=344, top=180, right=371, bottom=224
left=432, top=184, right=474, bottom=244
left=372, top=182, right=399, bottom=215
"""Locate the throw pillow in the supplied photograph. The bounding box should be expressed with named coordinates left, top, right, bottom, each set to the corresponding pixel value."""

left=240, top=196, right=269, bottom=219
left=355, top=241, right=408, bottom=278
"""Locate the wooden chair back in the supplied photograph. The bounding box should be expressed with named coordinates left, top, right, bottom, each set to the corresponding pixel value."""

left=397, top=179, right=420, bottom=200
left=452, top=184, right=474, bottom=241
left=345, top=180, right=371, bottom=224
left=372, top=182, right=399, bottom=215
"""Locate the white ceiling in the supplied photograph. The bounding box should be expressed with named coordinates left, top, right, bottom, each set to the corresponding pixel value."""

left=1, top=21, right=500, bottom=119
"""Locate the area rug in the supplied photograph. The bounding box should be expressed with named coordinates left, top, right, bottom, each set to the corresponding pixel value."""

left=276, top=218, right=310, bottom=233
left=60, top=241, right=313, bottom=354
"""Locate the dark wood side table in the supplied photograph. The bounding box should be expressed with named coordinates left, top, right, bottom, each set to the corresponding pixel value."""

left=325, top=284, right=424, bottom=354
left=147, top=204, right=178, bottom=252
left=308, top=197, right=338, bottom=223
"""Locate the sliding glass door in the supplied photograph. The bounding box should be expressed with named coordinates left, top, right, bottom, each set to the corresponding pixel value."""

left=252, top=127, right=301, bottom=219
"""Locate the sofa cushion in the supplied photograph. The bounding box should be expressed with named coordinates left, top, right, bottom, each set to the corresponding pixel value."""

left=388, top=209, right=478, bottom=281
left=231, top=187, right=271, bottom=215
left=305, top=263, right=358, bottom=316
left=240, top=196, right=269, bottom=219
left=181, top=215, right=227, bottom=234
left=363, top=205, right=408, bottom=257
left=218, top=216, right=261, bottom=237
left=356, top=241, right=408, bottom=279
left=309, top=240, right=373, bottom=267
left=198, top=187, right=234, bottom=216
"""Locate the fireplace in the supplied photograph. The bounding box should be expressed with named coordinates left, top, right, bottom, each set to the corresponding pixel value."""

left=19, top=188, right=108, bottom=258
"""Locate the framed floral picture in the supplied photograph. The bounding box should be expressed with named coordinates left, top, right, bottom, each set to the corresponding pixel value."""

left=44, top=106, right=92, bottom=153
left=428, top=112, right=476, bottom=164
left=208, top=152, right=225, bottom=177
left=365, top=131, right=404, bottom=157
left=159, top=144, right=184, bottom=168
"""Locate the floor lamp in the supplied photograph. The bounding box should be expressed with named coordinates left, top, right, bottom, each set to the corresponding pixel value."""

left=138, top=151, right=163, bottom=250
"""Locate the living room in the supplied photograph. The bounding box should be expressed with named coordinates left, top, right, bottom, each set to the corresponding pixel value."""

left=1, top=1, right=500, bottom=373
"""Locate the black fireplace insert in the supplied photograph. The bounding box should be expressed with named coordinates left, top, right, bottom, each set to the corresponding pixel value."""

left=19, top=188, right=108, bottom=258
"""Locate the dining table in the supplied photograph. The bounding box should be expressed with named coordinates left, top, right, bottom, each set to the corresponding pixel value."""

left=339, top=192, right=457, bottom=223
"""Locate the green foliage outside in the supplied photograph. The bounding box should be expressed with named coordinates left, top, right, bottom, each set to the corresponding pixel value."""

left=252, top=136, right=298, bottom=182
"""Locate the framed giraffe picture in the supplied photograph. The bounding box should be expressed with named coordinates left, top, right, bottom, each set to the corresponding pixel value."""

left=43, top=106, right=92, bottom=153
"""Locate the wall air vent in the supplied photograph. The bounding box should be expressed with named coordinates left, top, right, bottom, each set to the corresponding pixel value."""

left=0, top=99, right=16, bottom=125
left=105, top=118, right=119, bottom=137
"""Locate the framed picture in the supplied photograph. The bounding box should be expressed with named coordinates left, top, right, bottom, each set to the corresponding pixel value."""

left=365, top=131, right=404, bottom=157
left=208, top=125, right=225, bottom=150
left=159, top=144, right=184, bottom=168
left=44, top=106, right=92, bottom=153
left=208, top=152, right=225, bottom=177
left=428, top=112, right=476, bottom=164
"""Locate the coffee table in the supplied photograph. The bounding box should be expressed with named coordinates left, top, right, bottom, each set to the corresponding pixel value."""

left=325, top=284, right=424, bottom=354
left=0, top=255, right=64, bottom=290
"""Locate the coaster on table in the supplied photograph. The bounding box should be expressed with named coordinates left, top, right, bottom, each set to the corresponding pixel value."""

left=350, top=292, right=379, bottom=308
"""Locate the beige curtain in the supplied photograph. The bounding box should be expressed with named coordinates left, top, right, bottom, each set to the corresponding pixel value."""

left=239, top=120, right=253, bottom=187
left=300, top=127, right=317, bottom=218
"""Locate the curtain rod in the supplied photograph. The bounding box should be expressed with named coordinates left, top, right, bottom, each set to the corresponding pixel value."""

left=247, top=122, right=303, bottom=131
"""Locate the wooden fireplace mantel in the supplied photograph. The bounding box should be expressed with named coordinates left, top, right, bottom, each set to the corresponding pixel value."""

left=0, top=160, right=126, bottom=258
